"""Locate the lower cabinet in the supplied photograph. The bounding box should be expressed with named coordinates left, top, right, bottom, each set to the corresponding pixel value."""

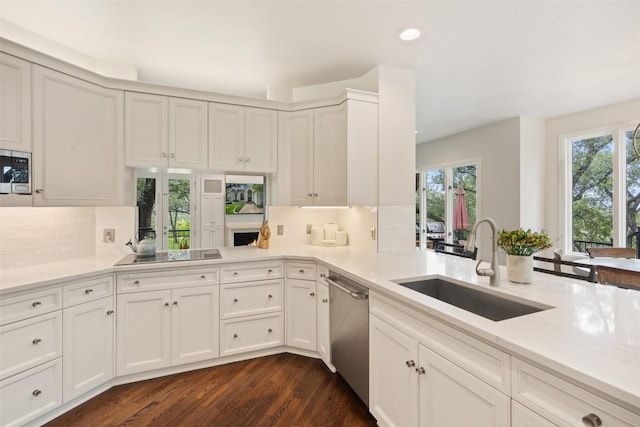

left=286, top=278, right=317, bottom=351
left=63, top=296, right=114, bottom=402
left=117, top=285, right=219, bottom=375
left=512, top=401, right=555, bottom=427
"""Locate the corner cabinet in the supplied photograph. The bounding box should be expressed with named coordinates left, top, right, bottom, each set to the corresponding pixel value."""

left=278, top=91, right=378, bottom=206
left=32, top=66, right=125, bottom=206
left=125, top=92, right=208, bottom=169
left=285, top=263, right=317, bottom=351
left=0, top=52, right=31, bottom=151
left=208, top=103, right=277, bottom=173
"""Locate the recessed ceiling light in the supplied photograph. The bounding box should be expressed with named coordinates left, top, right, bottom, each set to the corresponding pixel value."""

left=399, top=28, right=421, bottom=41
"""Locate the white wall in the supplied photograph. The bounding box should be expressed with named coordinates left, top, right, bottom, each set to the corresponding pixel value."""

left=416, top=118, right=521, bottom=262
left=519, top=117, right=546, bottom=230
left=544, top=97, right=640, bottom=248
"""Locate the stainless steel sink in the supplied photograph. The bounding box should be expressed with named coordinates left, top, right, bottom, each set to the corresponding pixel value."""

left=394, top=277, right=551, bottom=321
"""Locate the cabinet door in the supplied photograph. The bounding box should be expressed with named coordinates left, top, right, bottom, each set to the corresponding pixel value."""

left=116, top=290, right=171, bottom=375
left=369, top=315, right=420, bottom=427
left=316, top=280, right=331, bottom=367
left=285, top=279, right=317, bottom=351
left=244, top=107, right=277, bottom=173
left=278, top=110, right=314, bottom=206
left=125, top=92, right=168, bottom=167
left=0, top=53, right=31, bottom=151
left=32, top=66, right=124, bottom=206
left=314, top=104, right=347, bottom=206
left=512, top=401, right=555, bottom=427
left=171, top=286, right=219, bottom=365
left=209, top=103, right=244, bottom=171
left=63, top=296, right=114, bottom=402
left=419, top=345, right=510, bottom=427
left=200, top=193, right=224, bottom=248
left=169, top=97, right=208, bottom=169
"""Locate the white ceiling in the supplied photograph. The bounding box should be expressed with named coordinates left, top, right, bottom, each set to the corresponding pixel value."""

left=1, top=0, right=639, bottom=143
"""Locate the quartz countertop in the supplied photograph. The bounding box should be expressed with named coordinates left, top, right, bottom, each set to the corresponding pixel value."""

left=1, top=245, right=639, bottom=413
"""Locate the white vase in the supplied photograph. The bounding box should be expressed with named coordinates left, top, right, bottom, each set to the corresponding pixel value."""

left=506, top=254, right=534, bottom=284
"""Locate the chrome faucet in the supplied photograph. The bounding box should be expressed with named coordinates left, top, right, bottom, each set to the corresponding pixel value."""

left=464, top=217, right=501, bottom=287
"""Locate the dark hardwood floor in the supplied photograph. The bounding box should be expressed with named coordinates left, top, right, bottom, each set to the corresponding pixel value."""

left=45, top=353, right=378, bottom=427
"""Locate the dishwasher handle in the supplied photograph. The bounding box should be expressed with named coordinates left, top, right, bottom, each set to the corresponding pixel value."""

left=326, top=276, right=369, bottom=300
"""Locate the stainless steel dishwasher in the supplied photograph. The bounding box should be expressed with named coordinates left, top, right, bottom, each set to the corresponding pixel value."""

left=326, top=271, right=369, bottom=405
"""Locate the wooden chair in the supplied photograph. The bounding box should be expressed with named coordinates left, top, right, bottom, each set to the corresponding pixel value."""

left=586, top=247, right=636, bottom=259
left=596, top=266, right=640, bottom=290
left=553, top=248, right=591, bottom=277
left=533, top=255, right=596, bottom=282
left=435, top=242, right=477, bottom=260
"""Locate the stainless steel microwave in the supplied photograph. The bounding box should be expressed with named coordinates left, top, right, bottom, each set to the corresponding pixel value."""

left=0, top=150, right=31, bottom=194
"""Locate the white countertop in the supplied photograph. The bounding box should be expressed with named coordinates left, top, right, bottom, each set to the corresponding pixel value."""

left=1, top=245, right=639, bottom=413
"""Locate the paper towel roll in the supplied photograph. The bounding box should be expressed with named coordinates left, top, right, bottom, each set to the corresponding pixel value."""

left=310, top=227, right=323, bottom=246
left=336, top=231, right=348, bottom=246
left=323, top=223, right=337, bottom=240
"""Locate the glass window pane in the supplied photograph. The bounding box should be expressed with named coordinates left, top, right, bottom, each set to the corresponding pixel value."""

left=451, top=165, right=477, bottom=243
left=136, top=177, right=157, bottom=241
left=571, top=135, right=613, bottom=252
left=626, top=130, right=640, bottom=250
left=426, top=169, right=445, bottom=223
left=168, top=178, right=191, bottom=250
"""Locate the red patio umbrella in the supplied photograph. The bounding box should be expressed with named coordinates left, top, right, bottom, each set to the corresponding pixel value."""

left=453, top=184, right=469, bottom=231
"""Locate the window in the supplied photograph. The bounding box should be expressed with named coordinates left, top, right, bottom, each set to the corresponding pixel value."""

left=560, top=122, right=640, bottom=254
left=416, top=162, right=478, bottom=249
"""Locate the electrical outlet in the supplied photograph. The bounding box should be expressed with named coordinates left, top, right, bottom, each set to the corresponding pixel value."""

left=277, top=225, right=284, bottom=236
left=306, top=224, right=312, bottom=234
left=103, top=228, right=115, bottom=243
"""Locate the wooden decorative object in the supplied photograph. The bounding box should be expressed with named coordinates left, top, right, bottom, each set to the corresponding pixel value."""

left=256, top=220, right=271, bottom=249
left=586, top=247, right=636, bottom=259
left=596, top=266, right=640, bottom=290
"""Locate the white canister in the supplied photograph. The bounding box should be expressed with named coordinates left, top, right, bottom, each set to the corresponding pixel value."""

left=336, top=231, right=348, bottom=246
left=310, top=227, right=323, bottom=246
left=323, top=223, right=338, bottom=240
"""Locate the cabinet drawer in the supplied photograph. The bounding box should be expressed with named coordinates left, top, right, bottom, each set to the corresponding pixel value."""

left=221, top=262, right=283, bottom=283
left=117, top=268, right=219, bottom=292
left=512, top=358, right=640, bottom=427
left=0, top=287, right=62, bottom=326
left=370, top=291, right=510, bottom=394
left=287, top=262, right=316, bottom=280
left=63, top=276, right=113, bottom=307
left=0, top=358, right=62, bottom=427
left=220, top=313, right=283, bottom=356
left=220, top=279, right=283, bottom=319
left=0, top=311, right=62, bottom=381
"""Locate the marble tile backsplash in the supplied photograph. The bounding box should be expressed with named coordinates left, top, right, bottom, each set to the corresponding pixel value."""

left=0, top=206, right=135, bottom=269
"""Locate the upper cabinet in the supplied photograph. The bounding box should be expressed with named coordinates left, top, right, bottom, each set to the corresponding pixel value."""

left=209, top=103, right=277, bottom=173
left=125, top=92, right=208, bottom=169
left=0, top=53, right=31, bottom=151
left=32, top=65, right=125, bottom=206
left=278, top=94, right=378, bottom=206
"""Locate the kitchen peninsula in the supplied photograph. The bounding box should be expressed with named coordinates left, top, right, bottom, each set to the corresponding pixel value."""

left=1, top=245, right=639, bottom=426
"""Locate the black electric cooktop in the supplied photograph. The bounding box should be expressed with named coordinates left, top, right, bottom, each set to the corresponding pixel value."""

left=114, top=249, right=222, bottom=266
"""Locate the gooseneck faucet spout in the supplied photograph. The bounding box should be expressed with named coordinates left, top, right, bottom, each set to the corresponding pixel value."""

left=463, top=217, right=501, bottom=287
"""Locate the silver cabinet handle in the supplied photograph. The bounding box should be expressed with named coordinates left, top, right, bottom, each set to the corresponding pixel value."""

left=32, top=338, right=42, bottom=344
left=233, top=333, right=238, bottom=338
left=268, top=294, right=273, bottom=299
left=170, top=153, right=175, bottom=158
left=310, top=292, right=315, bottom=297
left=268, top=328, right=273, bottom=333
left=133, top=280, right=140, bottom=285
left=313, top=193, right=318, bottom=197
left=320, top=273, right=326, bottom=278
left=308, top=193, right=313, bottom=197
left=201, top=275, right=206, bottom=280
left=106, top=310, right=114, bottom=315
left=85, top=289, right=93, bottom=294
left=268, top=269, right=273, bottom=274
left=32, top=389, right=42, bottom=397
left=164, top=302, right=170, bottom=307
left=238, top=157, right=244, bottom=162
left=35, top=189, right=43, bottom=194
left=405, top=360, right=415, bottom=367
left=233, top=272, right=238, bottom=276
left=32, top=301, right=42, bottom=307
left=322, top=298, right=328, bottom=303
left=233, top=298, right=239, bottom=303
left=162, top=152, right=167, bottom=158
left=173, top=301, right=178, bottom=306
left=245, top=157, right=250, bottom=162
left=299, top=269, right=304, bottom=274
left=416, top=367, right=426, bottom=375
left=582, top=414, right=602, bottom=427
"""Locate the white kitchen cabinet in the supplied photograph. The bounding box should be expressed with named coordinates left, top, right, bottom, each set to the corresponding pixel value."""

left=0, top=53, right=31, bottom=151
left=62, top=296, right=114, bottom=402
left=285, top=262, right=317, bottom=351
left=316, top=266, right=331, bottom=369
left=200, top=193, right=224, bottom=248
left=117, top=285, right=219, bottom=375
left=209, top=103, right=277, bottom=173
left=125, top=93, right=208, bottom=168
left=278, top=93, right=378, bottom=206
left=512, top=401, right=555, bottom=427
left=32, top=65, right=124, bottom=206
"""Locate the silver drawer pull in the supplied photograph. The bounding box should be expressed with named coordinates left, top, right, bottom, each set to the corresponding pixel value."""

left=405, top=360, right=415, bottom=367
left=299, top=269, right=304, bottom=274
left=268, top=328, right=273, bottom=333
left=416, top=367, right=426, bottom=375
left=310, top=292, right=315, bottom=297
left=320, top=273, right=326, bottom=278
left=32, top=338, right=42, bottom=344
left=233, top=298, right=239, bottom=303
left=582, top=414, right=602, bottom=427
left=233, top=272, right=238, bottom=276
left=173, top=301, right=178, bottom=306
left=133, top=280, right=140, bottom=285
left=201, top=275, right=206, bottom=280
left=268, top=294, right=273, bottom=299
left=85, top=289, right=93, bottom=294
left=268, top=269, right=273, bottom=274
left=164, top=302, right=170, bottom=307
left=107, top=310, right=114, bottom=315
left=32, top=301, right=42, bottom=307
left=322, top=298, right=328, bottom=303
left=32, top=389, right=42, bottom=397
left=233, top=333, right=238, bottom=338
